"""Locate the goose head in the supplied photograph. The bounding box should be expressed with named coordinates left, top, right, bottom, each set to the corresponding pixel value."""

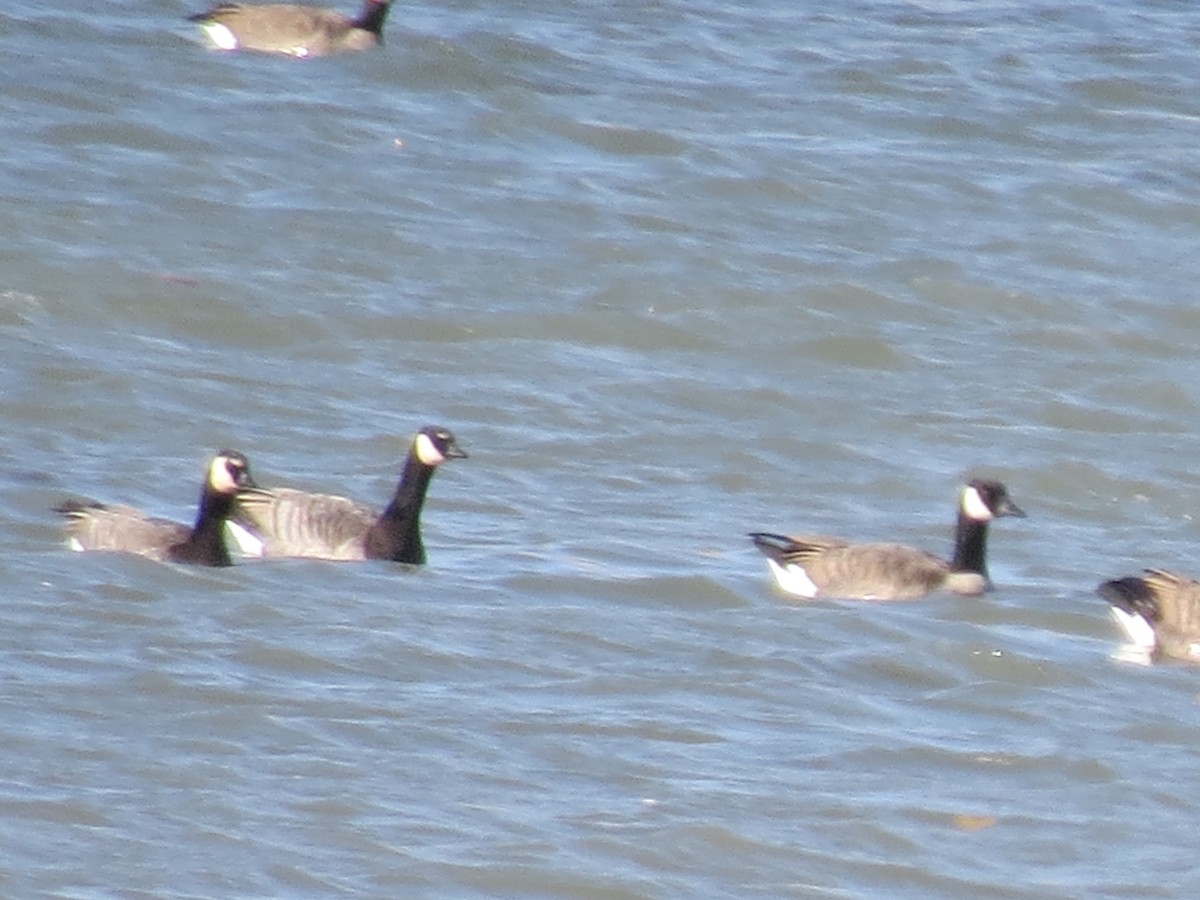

left=960, top=479, right=1026, bottom=522
left=413, top=426, right=469, bottom=467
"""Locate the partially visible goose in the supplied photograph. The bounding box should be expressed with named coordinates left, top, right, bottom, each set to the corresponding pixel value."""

left=187, top=0, right=391, bottom=57
left=56, top=450, right=256, bottom=567
left=749, top=479, right=1026, bottom=601
left=228, top=425, right=466, bottom=563
left=1097, top=569, right=1200, bottom=663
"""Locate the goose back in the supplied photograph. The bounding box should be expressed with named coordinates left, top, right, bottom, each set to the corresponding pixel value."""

left=57, top=502, right=192, bottom=561
left=231, top=488, right=379, bottom=560
left=749, top=534, right=955, bottom=601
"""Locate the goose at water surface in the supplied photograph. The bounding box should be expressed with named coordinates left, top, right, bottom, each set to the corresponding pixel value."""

left=228, top=425, right=466, bottom=564
left=187, top=0, right=392, bottom=57
left=749, top=479, right=1026, bottom=601
left=56, top=450, right=256, bottom=567
left=1098, top=569, right=1200, bottom=663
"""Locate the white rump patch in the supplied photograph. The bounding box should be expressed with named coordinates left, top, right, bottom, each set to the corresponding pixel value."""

left=67, top=537, right=84, bottom=553
left=960, top=485, right=994, bottom=521
left=225, top=520, right=264, bottom=558
left=1109, top=606, right=1156, bottom=651
left=199, top=22, right=239, bottom=51
left=414, top=432, right=447, bottom=466
left=766, top=559, right=820, bottom=599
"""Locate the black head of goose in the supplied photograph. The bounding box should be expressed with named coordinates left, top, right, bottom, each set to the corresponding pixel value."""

left=56, top=450, right=256, bottom=567
left=748, top=478, right=1026, bottom=601
left=1097, top=569, right=1200, bottom=663
left=228, top=425, right=467, bottom=564
left=188, top=1, right=391, bottom=57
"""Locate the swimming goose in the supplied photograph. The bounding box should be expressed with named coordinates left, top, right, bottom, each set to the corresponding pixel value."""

left=749, top=479, right=1026, bottom=600
left=228, top=425, right=466, bottom=563
left=1097, top=569, right=1200, bottom=662
left=187, top=0, right=391, bottom=57
left=56, top=450, right=255, bottom=567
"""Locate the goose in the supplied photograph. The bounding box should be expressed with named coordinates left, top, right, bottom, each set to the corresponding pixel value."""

left=228, top=425, right=466, bottom=563
left=1097, top=569, right=1200, bottom=663
left=55, top=450, right=255, bottom=567
left=748, top=479, right=1026, bottom=601
left=187, top=0, right=392, bottom=57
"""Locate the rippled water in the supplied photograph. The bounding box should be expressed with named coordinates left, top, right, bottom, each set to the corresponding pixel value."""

left=4, top=0, right=1200, bottom=896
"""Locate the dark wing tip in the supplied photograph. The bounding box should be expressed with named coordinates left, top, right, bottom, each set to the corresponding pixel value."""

left=748, top=532, right=791, bottom=558
left=54, top=498, right=104, bottom=516
left=1097, top=575, right=1160, bottom=621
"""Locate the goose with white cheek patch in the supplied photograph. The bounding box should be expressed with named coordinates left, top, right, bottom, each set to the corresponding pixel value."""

left=749, top=479, right=1026, bottom=601
left=228, top=425, right=467, bottom=563
left=1097, top=569, right=1200, bottom=663
left=187, top=0, right=391, bottom=58
left=56, top=450, right=256, bottom=567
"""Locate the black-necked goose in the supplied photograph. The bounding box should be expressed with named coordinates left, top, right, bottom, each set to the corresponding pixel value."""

left=56, top=450, right=256, bottom=566
left=228, top=425, right=466, bottom=563
left=187, top=0, right=391, bottom=57
left=749, top=479, right=1026, bottom=601
left=1098, top=569, right=1200, bottom=663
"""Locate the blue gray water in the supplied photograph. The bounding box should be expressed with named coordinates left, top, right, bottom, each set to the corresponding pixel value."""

left=4, top=0, right=1200, bottom=896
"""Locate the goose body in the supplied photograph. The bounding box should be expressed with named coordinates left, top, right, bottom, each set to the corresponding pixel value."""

left=56, top=450, right=255, bottom=567
left=749, top=479, right=1025, bottom=601
left=188, top=0, right=391, bottom=57
left=1097, top=569, right=1200, bottom=663
left=228, top=425, right=466, bottom=563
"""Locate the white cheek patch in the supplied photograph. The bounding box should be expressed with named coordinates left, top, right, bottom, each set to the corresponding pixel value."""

left=960, top=486, right=994, bottom=521
left=208, top=456, right=241, bottom=494
left=767, top=559, right=820, bottom=599
left=200, top=22, right=239, bottom=51
left=414, top=433, right=446, bottom=466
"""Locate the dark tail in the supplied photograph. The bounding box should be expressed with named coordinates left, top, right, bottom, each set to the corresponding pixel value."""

left=1097, top=576, right=1161, bottom=623
left=54, top=498, right=105, bottom=516
left=748, top=532, right=792, bottom=562
left=186, top=4, right=234, bottom=24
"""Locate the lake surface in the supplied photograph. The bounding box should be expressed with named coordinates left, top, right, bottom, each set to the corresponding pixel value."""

left=4, top=0, right=1200, bottom=896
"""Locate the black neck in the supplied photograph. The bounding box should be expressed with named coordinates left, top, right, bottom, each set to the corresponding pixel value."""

left=354, top=0, right=391, bottom=34
left=364, top=452, right=437, bottom=563
left=950, top=513, right=990, bottom=581
left=171, top=487, right=235, bottom=566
